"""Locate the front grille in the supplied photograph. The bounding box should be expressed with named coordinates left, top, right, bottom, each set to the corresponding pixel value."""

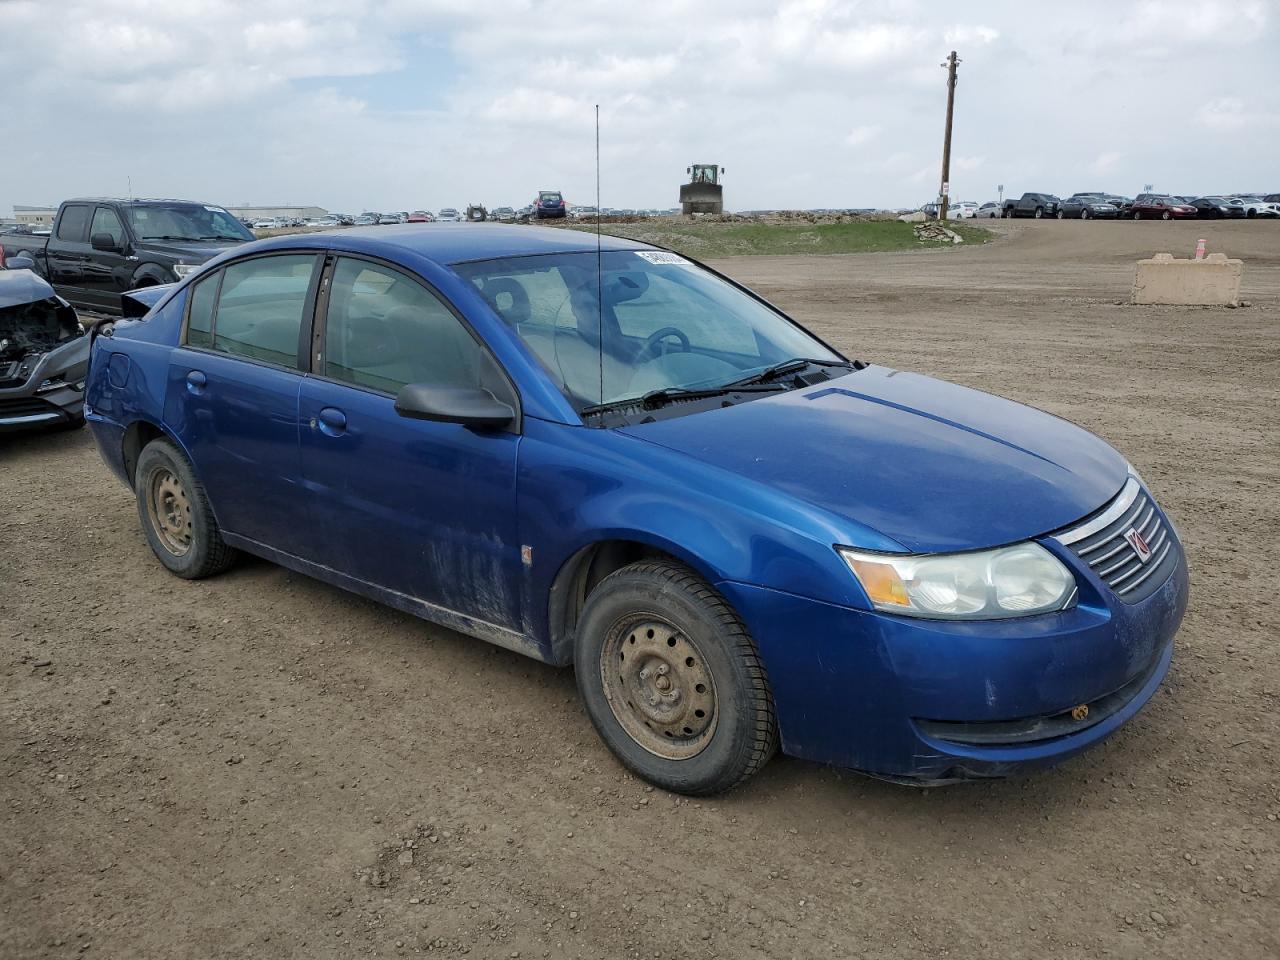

left=0, top=395, right=64, bottom=423
left=1053, top=478, right=1180, bottom=604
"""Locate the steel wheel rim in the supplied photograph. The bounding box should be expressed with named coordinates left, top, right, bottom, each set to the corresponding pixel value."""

left=147, top=467, right=193, bottom=556
left=600, top=616, right=717, bottom=760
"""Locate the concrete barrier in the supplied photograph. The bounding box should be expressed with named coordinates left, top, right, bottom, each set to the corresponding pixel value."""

left=1132, top=252, right=1242, bottom=306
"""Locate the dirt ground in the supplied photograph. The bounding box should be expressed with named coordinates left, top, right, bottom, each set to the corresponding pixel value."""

left=3, top=220, right=1277, bottom=959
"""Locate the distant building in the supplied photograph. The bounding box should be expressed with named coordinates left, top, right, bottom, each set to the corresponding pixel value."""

left=226, top=205, right=328, bottom=221
left=13, top=205, right=57, bottom=226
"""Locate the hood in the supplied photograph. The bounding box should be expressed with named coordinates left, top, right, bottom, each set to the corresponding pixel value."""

left=621, top=366, right=1128, bottom=553
left=138, top=238, right=246, bottom=261
left=0, top=268, right=56, bottom=309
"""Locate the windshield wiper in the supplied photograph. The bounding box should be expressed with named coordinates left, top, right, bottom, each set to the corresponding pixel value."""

left=197, top=234, right=250, bottom=241
left=582, top=382, right=786, bottom=417
left=140, top=235, right=196, bottom=241
left=726, top=357, right=857, bottom=387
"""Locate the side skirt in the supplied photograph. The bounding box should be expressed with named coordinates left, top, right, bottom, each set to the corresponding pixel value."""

left=221, top=532, right=551, bottom=664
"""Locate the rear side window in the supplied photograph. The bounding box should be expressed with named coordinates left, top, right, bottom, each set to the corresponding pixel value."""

left=211, top=254, right=316, bottom=367
left=56, top=205, right=91, bottom=242
left=323, top=257, right=493, bottom=395
left=185, top=273, right=219, bottom=348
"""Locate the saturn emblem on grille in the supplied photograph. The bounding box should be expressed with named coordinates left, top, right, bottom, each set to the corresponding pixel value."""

left=1071, top=704, right=1090, bottom=721
left=1124, top=527, right=1153, bottom=562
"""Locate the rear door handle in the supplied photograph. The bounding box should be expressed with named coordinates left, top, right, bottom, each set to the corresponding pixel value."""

left=186, top=370, right=207, bottom=394
left=316, top=406, right=347, bottom=437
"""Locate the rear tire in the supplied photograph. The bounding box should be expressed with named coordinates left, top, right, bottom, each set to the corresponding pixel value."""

left=574, top=560, right=777, bottom=795
left=1034, top=207, right=1044, bottom=219
left=134, top=438, right=237, bottom=579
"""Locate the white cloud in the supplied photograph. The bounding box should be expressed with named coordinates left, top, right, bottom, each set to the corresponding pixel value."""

left=0, top=0, right=1276, bottom=212
left=1091, top=151, right=1122, bottom=174
left=1194, top=97, right=1277, bottom=131
left=845, top=125, right=882, bottom=146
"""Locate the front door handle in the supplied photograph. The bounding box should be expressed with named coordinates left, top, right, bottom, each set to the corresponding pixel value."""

left=316, top=406, right=347, bottom=437
left=186, top=370, right=207, bottom=394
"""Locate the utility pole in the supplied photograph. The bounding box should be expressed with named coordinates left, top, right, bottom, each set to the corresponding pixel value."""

left=937, top=50, right=960, bottom=221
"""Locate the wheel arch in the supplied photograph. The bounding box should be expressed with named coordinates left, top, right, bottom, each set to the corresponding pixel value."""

left=546, top=536, right=727, bottom=666
left=120, top=417, right=185, bottom=486
left=130, top=263, right=172, bottom=288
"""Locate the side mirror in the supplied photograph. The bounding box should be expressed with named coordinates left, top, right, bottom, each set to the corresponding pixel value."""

left=394, top=384, right=514, bottom=429
left=91, top=232, right=120, bottom=252
left=6, top=253, right=36, bottom=271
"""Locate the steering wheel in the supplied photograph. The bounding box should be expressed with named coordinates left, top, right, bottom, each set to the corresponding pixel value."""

left=635, top=326, right=691, bottom=363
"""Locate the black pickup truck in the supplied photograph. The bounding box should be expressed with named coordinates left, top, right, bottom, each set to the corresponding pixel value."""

left=0, top=198, right=253, bottom=314
left=1000, top=192, right=1062, bottom=219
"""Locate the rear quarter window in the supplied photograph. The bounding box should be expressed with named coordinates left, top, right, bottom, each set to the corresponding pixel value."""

left=185, top=273, right=219, bottom=348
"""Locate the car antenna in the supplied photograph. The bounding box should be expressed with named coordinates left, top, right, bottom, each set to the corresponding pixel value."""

left=595, top=103, right=604, bottom=408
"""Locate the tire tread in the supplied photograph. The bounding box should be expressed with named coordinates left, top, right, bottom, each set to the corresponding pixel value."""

left=590, top=559, right=778, bottom=794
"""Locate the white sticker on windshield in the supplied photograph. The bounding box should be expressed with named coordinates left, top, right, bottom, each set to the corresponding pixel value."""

left=204, top=205, right=222, bottom=212
left=635, top=251, right=689, bottom=265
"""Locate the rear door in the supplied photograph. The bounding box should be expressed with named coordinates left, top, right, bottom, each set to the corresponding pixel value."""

left=297, top=255, right=523, bottom=629
left=47, top=204, right=92, bottom=304
left=165, top=251, right=321, bottom=556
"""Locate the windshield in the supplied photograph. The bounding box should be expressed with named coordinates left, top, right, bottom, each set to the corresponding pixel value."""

left=125, top=204, right=253, bottom=241
left=453, top=250, right=842, bottom=412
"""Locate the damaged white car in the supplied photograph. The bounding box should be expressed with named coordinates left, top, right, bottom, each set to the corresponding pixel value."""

left=0, top=268, right=89, bottom=432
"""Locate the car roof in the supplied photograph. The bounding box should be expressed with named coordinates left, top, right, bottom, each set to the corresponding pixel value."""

left=249, top=223, right=652, bottom=265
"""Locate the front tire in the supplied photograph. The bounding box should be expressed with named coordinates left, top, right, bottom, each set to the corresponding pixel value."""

left=1056, top=209, right=1065, bottom=220
left=1162, top=211, right=1172, bottom=221
left=134, top=438, right=237, bottom=579
left=1080, top=208, right=1091, bottom=220
left=574, top=560, right=777, bottom=795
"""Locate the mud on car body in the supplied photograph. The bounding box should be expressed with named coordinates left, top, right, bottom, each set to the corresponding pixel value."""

left=0, top=269, right=89, bottom=432
left=84, top=224, right=1189, bottom=794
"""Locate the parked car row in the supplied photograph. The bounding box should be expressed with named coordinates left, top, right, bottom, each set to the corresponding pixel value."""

left=963, top=191, right=1280, bottom=221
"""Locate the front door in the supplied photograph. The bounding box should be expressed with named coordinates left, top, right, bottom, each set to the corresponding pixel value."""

left=83, top=205, right=131, bottom=311
left=165, top=251, right=321, bottom=556
left=297, top=255, right=523, bottom=630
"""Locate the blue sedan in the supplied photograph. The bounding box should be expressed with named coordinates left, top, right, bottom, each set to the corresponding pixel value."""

left=84, top=225, right=1188, bottom=794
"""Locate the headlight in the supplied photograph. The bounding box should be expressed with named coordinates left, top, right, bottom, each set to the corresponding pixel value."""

left=837, top=542, right=1075, bottom=620
left=172, top=263, right=199, bottom=279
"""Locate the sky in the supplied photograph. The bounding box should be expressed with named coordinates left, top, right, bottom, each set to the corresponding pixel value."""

left=1, top=0, right=1277, bottom=215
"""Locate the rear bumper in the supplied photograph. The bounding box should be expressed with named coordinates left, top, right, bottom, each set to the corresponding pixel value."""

left=534, top=208, right=566, bottom=219
left=718, top=539, right=1188, bottom=784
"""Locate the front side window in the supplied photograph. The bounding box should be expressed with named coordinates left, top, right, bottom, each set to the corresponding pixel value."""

left=210, top=254, right=316, bottom=366
left=91, top=206, right=126, bottom=246
left=452, top=250, right=841, bottom=410
left=322, top=257, right=495, bottom=395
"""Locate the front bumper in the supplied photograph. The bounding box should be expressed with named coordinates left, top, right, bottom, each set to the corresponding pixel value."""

left=718, top=535, right=1188, bottom=784
left=0, top=347, right=88, bottom=432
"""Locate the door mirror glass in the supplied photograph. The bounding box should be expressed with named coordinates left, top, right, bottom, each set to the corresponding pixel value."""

left=394, top=384, right=514, bottom=429
left=91, top=232, right=120, bottom=252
